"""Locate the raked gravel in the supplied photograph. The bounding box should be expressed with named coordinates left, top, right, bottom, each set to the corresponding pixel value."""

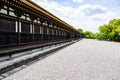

left=3, top=39, right=120, bottom=80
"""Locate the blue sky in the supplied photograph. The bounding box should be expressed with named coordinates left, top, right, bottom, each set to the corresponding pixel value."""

left=31, top=0, right=120, bottom=33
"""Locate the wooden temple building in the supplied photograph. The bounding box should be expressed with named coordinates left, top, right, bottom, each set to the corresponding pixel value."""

left=0, top=0, right=80, bottom=48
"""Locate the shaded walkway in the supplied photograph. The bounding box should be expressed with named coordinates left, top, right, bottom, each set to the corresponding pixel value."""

left=3, top=39, right=120, bottom=80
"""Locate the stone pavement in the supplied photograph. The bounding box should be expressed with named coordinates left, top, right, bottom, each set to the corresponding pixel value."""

left=3, top=39, right=120, bottom=80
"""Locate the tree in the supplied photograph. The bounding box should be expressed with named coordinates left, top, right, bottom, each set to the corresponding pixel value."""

left=95, top=18, right=120, bottom=42
left=77, top=28, right=83, bottom=33
left=77, top=28, right=84, bottom=38
left=83, top=31, right=94, bottom=39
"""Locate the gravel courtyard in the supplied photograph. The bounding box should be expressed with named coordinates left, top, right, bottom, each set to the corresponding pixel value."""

left=3, top=39, right=120, bottom=80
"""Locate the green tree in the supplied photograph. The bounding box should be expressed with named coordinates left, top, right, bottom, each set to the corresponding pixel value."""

left=96, top=18, right=120, bottom=42
left=77, top=28, right=83, bottom=33
left=83, top=31, right=94, bottom=39
left=77, top=28, right=84, bottom=38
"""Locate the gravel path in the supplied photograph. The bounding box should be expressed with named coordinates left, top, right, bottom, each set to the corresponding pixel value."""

left=3, top=39, right=120, bottom=80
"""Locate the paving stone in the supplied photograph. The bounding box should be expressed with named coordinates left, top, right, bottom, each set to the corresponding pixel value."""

left=0, top=76, right=4, bottom=79
left=3, top=39, right=120, bottom=80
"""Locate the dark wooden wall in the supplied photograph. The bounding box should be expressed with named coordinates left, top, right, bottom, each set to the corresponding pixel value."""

left=0, top=0, right=80, bottom=48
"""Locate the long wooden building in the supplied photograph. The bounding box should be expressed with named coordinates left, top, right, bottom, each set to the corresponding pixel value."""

left=0, top=0, right=80, bottom=48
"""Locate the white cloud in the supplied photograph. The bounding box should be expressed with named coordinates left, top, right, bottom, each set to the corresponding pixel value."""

left=78, top=4, right=107, bottom=16
left=31, top=0, right=118, bottom=33
left=73, top=0, right=84, bottom=3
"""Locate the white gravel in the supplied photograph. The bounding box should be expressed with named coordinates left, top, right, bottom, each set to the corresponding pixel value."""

left=3, top=39, right=120, bottom=80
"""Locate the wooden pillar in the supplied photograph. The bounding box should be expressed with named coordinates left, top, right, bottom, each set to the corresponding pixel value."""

left=49, top=24, right=52, bottom=41
left=41, top=26, right=43, bottom=41
left=17, top=16, right=20, bottom=44
left=14, top=8, right=22, bottom=45
left=0, top=2, right=4, bottom=10
left=42, top=21, right=47, bottom=41
left=32, top=20, right=34, bottom=42
left=30, top=15, right=37, bottom=43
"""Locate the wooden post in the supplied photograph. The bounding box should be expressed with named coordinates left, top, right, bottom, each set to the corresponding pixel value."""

left=32, top=20, right=34, bottom=43
left=17, top=16, right=20, bottom=45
